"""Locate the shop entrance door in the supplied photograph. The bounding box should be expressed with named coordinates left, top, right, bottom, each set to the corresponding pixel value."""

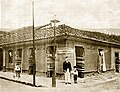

left=0, top=48, right=3, bottom=71
left=98, top=49, right=106, bottom=73
left=46, top=46, right=55, bottom=77
left=75, top=46, right=85, bottom=78
left=115, top=52, right=119, bottom=72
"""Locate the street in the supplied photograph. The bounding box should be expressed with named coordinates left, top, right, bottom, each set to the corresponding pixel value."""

left=90, top=79, right=120, bottom=92
left=0, top=78, right=86, bottom=92
left=0, top=79, right=33, bottom=92
left=0, top=77, right=120, bottom=92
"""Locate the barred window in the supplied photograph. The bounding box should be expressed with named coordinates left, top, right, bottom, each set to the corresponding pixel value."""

left=75, top=46, right=84, bottom=57
left=17, top=49, right=22, bottom=58
left=29, top=48, right=33, bottom=57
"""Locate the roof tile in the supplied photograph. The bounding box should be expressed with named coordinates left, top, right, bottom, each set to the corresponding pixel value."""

left=0, top=24, right=120, bottom=45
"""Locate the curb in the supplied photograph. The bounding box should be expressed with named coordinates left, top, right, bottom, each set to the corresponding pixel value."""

left=0, top=76, right=44, bottom=87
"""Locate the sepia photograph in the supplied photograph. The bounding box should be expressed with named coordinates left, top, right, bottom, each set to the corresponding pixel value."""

left=0, top=0, right=120, bottom=92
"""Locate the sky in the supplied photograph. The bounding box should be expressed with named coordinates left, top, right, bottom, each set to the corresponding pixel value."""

left=0, top=0, right=120, bottom=34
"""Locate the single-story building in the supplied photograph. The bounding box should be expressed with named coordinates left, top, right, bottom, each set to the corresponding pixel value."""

left=0, top=24, right=120, bottom=78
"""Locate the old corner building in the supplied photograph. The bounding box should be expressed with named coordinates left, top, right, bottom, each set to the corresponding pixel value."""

left=0, top=24, right=120, bottom=78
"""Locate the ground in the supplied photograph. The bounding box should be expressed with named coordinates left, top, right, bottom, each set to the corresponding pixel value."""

left=0, top=76, right=120, bottom=92
left=89, top=79, right=120, bottom=92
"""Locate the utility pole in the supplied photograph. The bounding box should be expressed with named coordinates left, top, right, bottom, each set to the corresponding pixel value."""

left=32, top=0, right=36, bottom=86
left=50, top=19, right=60, bottom=87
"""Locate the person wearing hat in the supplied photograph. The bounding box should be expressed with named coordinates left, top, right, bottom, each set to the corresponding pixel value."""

left=63, top=56, right=72, bottom=84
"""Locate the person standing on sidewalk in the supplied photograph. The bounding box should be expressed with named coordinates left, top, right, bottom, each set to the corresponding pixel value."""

left=63, top=56, right=72, bottom=84
left=73, top=66, right=78, bottom=84
left=15, top=64, right=21, bottom=78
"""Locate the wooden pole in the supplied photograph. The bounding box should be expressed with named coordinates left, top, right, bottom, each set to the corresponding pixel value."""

left=32, top=1, right=36, bottom=86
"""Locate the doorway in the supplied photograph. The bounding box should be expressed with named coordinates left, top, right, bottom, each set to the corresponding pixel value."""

left=0, top=48, right=3, bottom=71
left=75, top=46, right=85, bottom=78
left=98, top=49, right=103, bottom=73
left=98, top=49, right=106, bottom=73
left=115, top=52, right=119, bottom=72
left=46, top=46, right=55, bottom=77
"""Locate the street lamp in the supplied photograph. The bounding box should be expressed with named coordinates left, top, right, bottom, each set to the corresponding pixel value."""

left=50, top=19, right=60, bottom=87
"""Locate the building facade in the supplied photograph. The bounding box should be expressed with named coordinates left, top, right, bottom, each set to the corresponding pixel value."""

left=0, top=25, right=120, bottom=78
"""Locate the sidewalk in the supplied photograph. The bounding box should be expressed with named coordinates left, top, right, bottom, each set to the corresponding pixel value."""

left=0, top=71, right=119, bottom=88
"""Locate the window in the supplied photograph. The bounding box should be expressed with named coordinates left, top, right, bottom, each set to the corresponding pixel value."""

left=8, top=50, right=13, bottom=63
left=98, top=49, right=103, bottom=56
left=17, top=49, right=22, bottom=58
left=75, top=46, right=84, bottom=57
left=115, top=52, right=119, bottom=61
left=29, top=48, right=33, bottom=57
left=46, top=46, right=56, bottom=54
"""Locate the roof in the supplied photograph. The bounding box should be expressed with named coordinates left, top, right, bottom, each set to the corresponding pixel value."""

left=0, top=24, right=120, bottom=45
left=0, top=31, right=8, bottom=44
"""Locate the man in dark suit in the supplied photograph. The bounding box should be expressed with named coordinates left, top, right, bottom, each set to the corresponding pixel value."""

left=63, top=56, right=72, bottom=84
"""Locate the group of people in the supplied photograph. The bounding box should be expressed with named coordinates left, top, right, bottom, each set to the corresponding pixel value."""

left=63, top=56, right=78, bottom=84
left=14, top=56, right=77, bottom=84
